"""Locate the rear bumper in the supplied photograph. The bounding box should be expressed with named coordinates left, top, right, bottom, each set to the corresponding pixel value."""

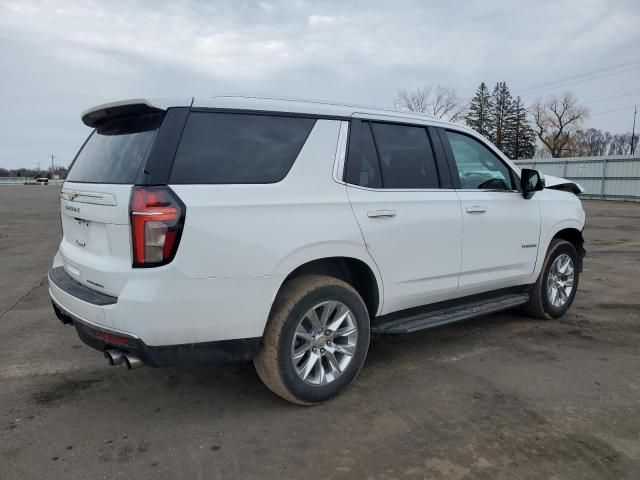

left=48, top=268, right=260, bottom=366
left=49, top=250, right=277, bottom=346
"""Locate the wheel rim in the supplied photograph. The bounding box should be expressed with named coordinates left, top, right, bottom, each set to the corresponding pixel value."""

left=546, top=253, right=575, bottom=308
left=291, top=301, right=358, bottom=386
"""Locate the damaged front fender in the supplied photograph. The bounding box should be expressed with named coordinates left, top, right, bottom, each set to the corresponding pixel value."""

left=543, top=175, right=585, bottom=195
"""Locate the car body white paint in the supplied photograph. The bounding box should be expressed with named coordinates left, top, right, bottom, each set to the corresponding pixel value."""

left=347, top=185, right=463, bottom=312
left=50, top=96, right=585, bottom=347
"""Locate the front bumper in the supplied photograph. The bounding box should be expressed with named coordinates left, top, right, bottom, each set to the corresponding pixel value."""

left=48, top=267, right=260, bottom=366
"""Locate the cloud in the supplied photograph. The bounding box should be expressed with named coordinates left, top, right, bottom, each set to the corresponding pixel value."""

left=4, top=0, right=633, bottom=82
left=308, top=15, right=340, bottom=27
left=0, top=0, right=639, bottom=168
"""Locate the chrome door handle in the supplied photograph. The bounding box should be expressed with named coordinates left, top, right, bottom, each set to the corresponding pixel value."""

left=465, top=206, right=487, bottom=214
left=367, top=209, right=396, bottom=218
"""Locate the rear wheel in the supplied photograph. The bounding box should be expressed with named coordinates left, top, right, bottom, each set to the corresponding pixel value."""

left=254, top=274, right=370, bottom=405
left=524, top=239, right=580, bottom=319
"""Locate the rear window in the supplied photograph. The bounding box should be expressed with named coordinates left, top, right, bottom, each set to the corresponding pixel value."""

left=67, top=113, right=163, bottom=184
left=169, top=112, right=316, bottom=184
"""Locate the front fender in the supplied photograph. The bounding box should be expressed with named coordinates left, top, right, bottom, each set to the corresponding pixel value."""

left=532, top=219, right=585, bottom=282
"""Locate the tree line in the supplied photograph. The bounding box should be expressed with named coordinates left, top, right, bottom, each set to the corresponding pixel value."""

left=394, top=83, right=637, bottom=159
left=551, top=128, right=638, bottom=157
left=0, top=166, right=69, bottom=178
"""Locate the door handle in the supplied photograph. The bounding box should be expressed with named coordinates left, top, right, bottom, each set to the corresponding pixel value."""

left=465, top=205, right=487, bottom=214
left=367, top=209, right=396, bottom=218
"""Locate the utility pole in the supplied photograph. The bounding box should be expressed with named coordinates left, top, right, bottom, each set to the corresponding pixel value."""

left=51, top=154, right=55, bottom=173
left=631, top=106, right=637, bottom=155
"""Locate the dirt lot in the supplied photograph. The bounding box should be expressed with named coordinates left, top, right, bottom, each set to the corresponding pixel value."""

left=0, top=186, right=638, bottom=480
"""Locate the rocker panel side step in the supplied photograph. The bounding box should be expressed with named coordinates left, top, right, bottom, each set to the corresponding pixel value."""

left=372, top=293, right=529, bottom=334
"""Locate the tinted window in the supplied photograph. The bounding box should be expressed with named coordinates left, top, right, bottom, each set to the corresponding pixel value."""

left=170, top=113, right=316, bottom=184
left=446, top=131, right=514, bottom=190
left=371, top=123, right=439, bottom=189
left=345, top=122, right=382, bottom=188
left=67, top=114, right=162, bottom=184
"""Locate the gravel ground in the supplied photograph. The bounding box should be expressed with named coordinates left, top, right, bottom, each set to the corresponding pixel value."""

left=1, top=186, right=639, bottom=479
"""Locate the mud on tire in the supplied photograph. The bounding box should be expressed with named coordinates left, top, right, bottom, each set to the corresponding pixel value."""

left=253, top=274, right=370, bottom=405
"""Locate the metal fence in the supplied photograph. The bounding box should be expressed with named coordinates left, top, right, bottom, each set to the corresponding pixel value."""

left=513, top=156, right=640, bottom=201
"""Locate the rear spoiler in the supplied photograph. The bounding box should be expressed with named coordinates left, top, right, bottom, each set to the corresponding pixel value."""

left=81, top=100, right=165, bottom=129
left=81, top=98, right=194, bottom=128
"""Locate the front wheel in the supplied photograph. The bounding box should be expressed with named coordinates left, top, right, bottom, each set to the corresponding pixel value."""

left=524, top=239, right=580, bottom=319
left=254, top=274, right=370, bottom=405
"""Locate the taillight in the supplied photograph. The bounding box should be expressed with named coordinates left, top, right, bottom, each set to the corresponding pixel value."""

left=130, top=186, right=185, bottom=267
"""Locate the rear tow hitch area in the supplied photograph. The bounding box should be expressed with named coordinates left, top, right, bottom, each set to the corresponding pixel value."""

left=105, top=349, right=144, bottom=369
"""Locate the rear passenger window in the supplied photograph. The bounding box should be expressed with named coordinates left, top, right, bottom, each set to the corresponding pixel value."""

left=371, top=123, right=439, bottom=189
left=345, top=121, right=439, bottom=189
left=345, top=123, right=382, bottom=188
left=170, top=113, right=316, bottom=184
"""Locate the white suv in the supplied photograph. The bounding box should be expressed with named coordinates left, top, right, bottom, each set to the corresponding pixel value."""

left=49, top=96, right=586, bottom=404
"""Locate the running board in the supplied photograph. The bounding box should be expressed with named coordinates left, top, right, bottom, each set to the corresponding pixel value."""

left=372, top=293, right=530, bottom=334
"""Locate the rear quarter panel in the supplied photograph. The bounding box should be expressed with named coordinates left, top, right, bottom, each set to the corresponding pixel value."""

left=168, top=119, right=382, bottom=339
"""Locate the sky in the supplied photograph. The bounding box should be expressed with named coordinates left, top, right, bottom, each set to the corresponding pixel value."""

left=0, top=0, right=639, bottom=170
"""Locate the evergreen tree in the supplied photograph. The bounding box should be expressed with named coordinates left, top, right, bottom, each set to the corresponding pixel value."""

left=466, top=81, right=535, bottom=159
left=465, top=82, right=493, bottom=137
left=505, top=96, right=536, bottom=159
left=489, top=81, right=513, bottom=150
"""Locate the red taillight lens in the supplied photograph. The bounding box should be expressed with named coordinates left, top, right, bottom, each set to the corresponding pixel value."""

left=130, top=186, right=185, bottom=267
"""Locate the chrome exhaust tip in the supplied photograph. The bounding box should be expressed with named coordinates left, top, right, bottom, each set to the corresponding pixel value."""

left=104, top=349, right=125, bottom=366
left=123, top=354, right=144, bottom=370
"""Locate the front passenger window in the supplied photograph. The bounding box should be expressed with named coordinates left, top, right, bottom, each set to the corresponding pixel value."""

left=446, top=131, right=514, bottom=190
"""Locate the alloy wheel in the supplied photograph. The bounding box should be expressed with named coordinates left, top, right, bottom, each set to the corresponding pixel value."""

left=291, top=301, right=358, bottom=386
left=546, top=253, right=575, bottom=308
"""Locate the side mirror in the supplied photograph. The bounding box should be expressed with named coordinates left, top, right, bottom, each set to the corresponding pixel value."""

left=521, top=168, right=545, bottom=199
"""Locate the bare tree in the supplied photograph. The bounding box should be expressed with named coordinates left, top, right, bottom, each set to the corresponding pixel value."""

left=394, top=87, right=430, bottom=113
left=530, top=93, right=589, bottom=158
left=570, top=128, right=613, bottom=156
left=394, top=86, right=467, bottom=122
left=533, top=145, right=552, bottom=158
left=609, top=133, right=638, bottom=155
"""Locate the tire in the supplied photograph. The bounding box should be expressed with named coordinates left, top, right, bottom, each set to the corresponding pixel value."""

left=523, top=239, right=580, bottom=319
left=254, top=274, right=370, bottom=405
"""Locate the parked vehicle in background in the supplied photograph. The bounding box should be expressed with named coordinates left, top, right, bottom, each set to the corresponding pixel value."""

left=48, top=96, right=586, bottom=404
left=24, top=177, right=49, bottom=185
